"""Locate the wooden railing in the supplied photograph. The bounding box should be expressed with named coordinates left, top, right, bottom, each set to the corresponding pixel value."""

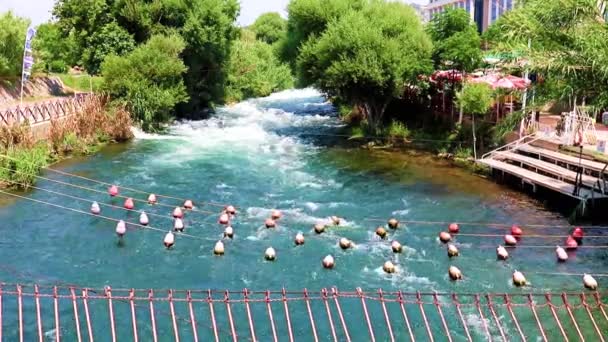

left=0, top=94, right=93, bottom=126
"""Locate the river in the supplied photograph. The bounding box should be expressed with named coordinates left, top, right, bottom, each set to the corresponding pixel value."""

left=0, top=89, right=605, bottom=340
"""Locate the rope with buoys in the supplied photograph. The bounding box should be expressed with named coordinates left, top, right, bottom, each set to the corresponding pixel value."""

left=366, top=218, right=608, bottom=230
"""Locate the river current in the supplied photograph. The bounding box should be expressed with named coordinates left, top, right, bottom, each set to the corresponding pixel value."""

left=0, top=89, right=605, bottom=340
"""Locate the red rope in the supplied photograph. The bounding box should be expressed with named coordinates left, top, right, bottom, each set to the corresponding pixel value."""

left=148, top=290, right=158, bottom=342
left=452, top=294, right=472, bottom=341
left=332, top=287, right=351, bottom=342
left=282, top=288, right=295, bottom=342
left=35, top=285, right=44, bottom=342
left=187, top=290, right=199, bottom=342
left=129, top=289, right=139, bottom=342
left=224, top=291, right=237, bottom=341
left=243, top=289, right=257, bottom=342
left=357, top=287, right=376, bottom=342
left=503, top=294, right=526, bottom=341
left=527, top=294, right=548, bottom=342
left=593, top=292, right=608, bottom=325
left=562, top=293, right=585, bottom=341
left=54, top=286, right=61, bottom=342
left=378, top=289, right=395, bottom=342
left=321, top=289, right=338, bottom=342
left=397, top=291, right=416, bottom=342
left=70, top=287, right=83, bottom=342
left=18, top=285, right=24, bottom=342
left=82, top=289, right=94, bottom=342
left=168, top=290, right=180, bottom=342
left=305, top=288, right=320, bottom=342
left=544, top=294, right=569, bottom=341
left=207, top=290, right=219, bottom=342
left=265, top=291, right=278, bottom=342
left=473, top=294, right=492, bottom=341
left=433, top=292, right=453, bottom=342
left=486, top=294, right=507, bottom=341
left=580, top=293, right=605, bottom=342
left=106, top=287, right=117, bottom=342
left=417, top=292, right=434, bottom=342
left=0, top=285, right=3, bottom=342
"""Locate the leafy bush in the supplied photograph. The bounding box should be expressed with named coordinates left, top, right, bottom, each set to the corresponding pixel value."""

left=0, top=12, right=30, bottom=76
left=252, top=12, right=287, bottom=45
left=0, top=144, right=49, bottom=189
left=387, top=121, right=411, bottom=140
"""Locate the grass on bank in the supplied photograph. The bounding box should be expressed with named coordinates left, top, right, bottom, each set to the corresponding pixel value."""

left=52, top=73, right=104, bottom=93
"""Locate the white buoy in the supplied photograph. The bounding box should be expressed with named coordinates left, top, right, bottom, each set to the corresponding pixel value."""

left=294, top=232, right=305, bottom=245
left=449, top=266, right=462, bottom=280
left=148, top=193, right=157, bottom=204
left=214, top=241, right=225, bottom=255
left=265, top=218, right=276, bottom=228
left=224, top=226, right=234, bottom=239
left=314, top=223, right=326, bottom=234
left=116, top=220, right=126, bottom=237
left=391, top=240, right=402, bottom=253
left=173, top=207, right=183, bottom=219
left=583, top=274, right=598, bottom=290
left=556, top=246, right=568, bottom=262
left=322, top=255, right=335, bottom=269
left=339, top=238, right=352, bottom=250
left=504, top=234, right=517, bottom=246
left=184, top=200, right=194, bottom=210
left=331, top=216, right=341, bottom=226
left=91, top=202, right=101, bottom=215
left=163, top=231, right=175, bottom=248
left=264, top=247, right=276, bottom=261
left=383, top=261, right=396, bottom=274
left=513, top=270, right=526, bottom=287
left=139, top=212, right=149, bottom=226
left=447, top=244, right=459, bottom=258
left=225, top=205, right=236, bottom=215
left=497, top=245, right=509, bottom=260
left=173, top=218, right=184, bottom=232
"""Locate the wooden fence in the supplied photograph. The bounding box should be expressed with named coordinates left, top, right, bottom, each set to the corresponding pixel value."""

left=0, top=94, right=93, bottom=126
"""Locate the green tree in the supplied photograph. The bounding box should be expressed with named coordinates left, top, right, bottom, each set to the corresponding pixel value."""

left=0, top=12, right=30, bottom=77
left=457, top=83, right=493, bottom=158
left=225, top=39, right=293, bottom=102
left=251, top=12, right=286, bottom=45
left=33, top=22, right=78, bottom=73
left=83, top=22, right=136, bottom=74
left=101, top=34, right=188, bottom=131
left=297, top=1, right=432, bottom=131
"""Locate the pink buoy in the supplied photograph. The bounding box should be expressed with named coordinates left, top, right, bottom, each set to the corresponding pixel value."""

left=148, top=194, right=157, bottom=204
left=265, top=218, right=276, bottom=228
left=504, top=234, right=517, bottom=246
left=90, top=202, right=101, bottom=215
left=225, top=205, right=236, bottom=215
left=164, top=231, right=175, bottom=248
left=184, top=200, right=194, bottom=210
left=438, top=231, right=452, bottom=243
left=174, top=218, right=184, bottom=232
left=565, top=235, right=578, bottom=250
left=271, top=209, right=282, bottom=220
left=572, top=227, right=584, bottom=242
left=109, top=185, right=119, bottom=197
left=448, top=223, right=459, bottom=234
left=511, top=225, right=523, bottom=238
left=218, top=213, right=230, bottom=225
left=173, top=207, right=183, bottom=219
left=124, top=198, right=135, bottom=210
left=116, top=220, right=126, bottom=237
left=139, top=212, right=149, bottom=226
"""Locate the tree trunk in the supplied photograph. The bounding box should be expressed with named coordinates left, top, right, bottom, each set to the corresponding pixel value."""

left=472, top=113, right=477, bottom=160
left=361, top=99, right=389, bottom=134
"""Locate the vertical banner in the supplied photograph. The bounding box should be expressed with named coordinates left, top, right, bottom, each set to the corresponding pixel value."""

left=20, top=27, right=37, bottom=104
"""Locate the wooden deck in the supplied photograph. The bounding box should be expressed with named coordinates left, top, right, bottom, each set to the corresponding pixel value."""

left=478, top=158, right=607, bottom=200
left=517, top=145, right=608, bottom=174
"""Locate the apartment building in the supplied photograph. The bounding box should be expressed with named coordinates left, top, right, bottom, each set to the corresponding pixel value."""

left=424, top=0, right=515, bottom=32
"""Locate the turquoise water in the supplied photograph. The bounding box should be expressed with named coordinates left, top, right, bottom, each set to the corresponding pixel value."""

left=0, top=89, right=606, bottom=340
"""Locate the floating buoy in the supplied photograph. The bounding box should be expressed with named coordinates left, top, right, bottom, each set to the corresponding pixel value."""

left=583, top=274, right=598, bottom=290
left=448, top=266, right=462, bottom=280
left=566, top=235, right=578, bottom=250
left=173, top=218, right=184, bottom=232
left=331, top=216, right=341, bottom=226
left=184, top=200, right=194, bottom=210
left=109, top=185, right=119, bottom=197
left=214, top=241, right=225, bottom=255
left=504, top=234, right=517, bottom=246
left=339, top=238, right=352, bottom=250
left=148, top=194, right=157, bottom=204
left=90, top=202, right=101, bottom=215
left=116, top=220, right=126, bottom=237
left=439, top=231, right=452, bottom=243
left=447, top=244, right=459, bottom=258
left=225, top=205, right=236, bottom=215
left=139, top=212, right=149, bottom=226
left=271, top=209, right=282, bottom=220
left=383, top=261, right=396, bottom=274
left=556, top=246, right=568, bottom=262
left=314, top=223, right=326, bottom=234
left=173, top=207, right=183, bottom=219
left=264, top=247, right=276, bottom=261
left=322, top=255, right=335, bottom=269
left=163, top=231, right=175, bottom=248
left=295, top=232, right=305, bottom=245
left=124, top=198, right=134, bottom=210
left=496, top=245, right=509, bottom=260
left=265, top=218, right=276, bottom=228
left=572, top=227, right=584, bottom=242
left=388, top=218, right=399, bottom=229
left=391, top=240, right=403, bottom=253
left=224, top=226, right=234, bottom=239
left=219, top=213, right=230, bottom=225
left=448, top=223, right=460, bottom=234
left=512, top=270, right=527, bottom=287
left=376, top=227, right=387, bottom=239
left=511, top=225, right=523, bottom=238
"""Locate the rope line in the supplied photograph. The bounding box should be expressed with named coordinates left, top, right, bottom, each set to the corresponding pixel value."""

left=367, top=218, right=608, bottom=230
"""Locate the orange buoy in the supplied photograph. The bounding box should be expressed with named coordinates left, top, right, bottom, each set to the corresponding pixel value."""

left=294, top=232, right=305, bottom=245
left=376, top=227, right=387, bottom=239
left=91, top=202, right=101, bottom=215
left=565, top=235, right=578, bottom=250
left=314, top=223, right=326, bottom=234
left=512, top=270, right=527, bottom=287
left=438, top=231, right=452, bottom=243
left=163, top=231, right=175, bottom=248
left=339, top=238, right=352, bottom=250
left=224, top=226, right=234, bottom=239
left=496, top=245, right=509, bottom=260
left=174, top=218, right=184, bottom=232
left=218, top=213, right=230, bottom=225
left=448, top=223, right=459, bottom=234
left=265, top=218, right=276, bottom=228
left=322, top=255, right=335, bottom=269
left=148, top=194, right=157, bottom=204
left=511, top=225, right=523, bottom=238
left=184, top=200, right=194, bottom=210
left=124, top=198, right=134, bottom=210
left=383, top=261, right=396, bottom=274
left=448, top=266, right=462, bottom=280
left=173, top=207, right=183, bottom=219
left=109, top=185, right=119, bottom=197
left=572, top=227, right=584, bottom=242
left=556, top=246, right=568, bottom=262
left=388, top=218, right=399, bottom=229
left=447, top=244, right=459, bottom=258
left=116, top=220, right=126, bottom=237
left=225, top=205, right=236, bottom=215
left=139, top=212, right=149, bottom=226
left=504, top=234, right=517, bottom=246
left=264, top=247, right=277, bottom=261
left=271, top=209, right=282, bottom=220
left=391, top=240, right=403, bottom=253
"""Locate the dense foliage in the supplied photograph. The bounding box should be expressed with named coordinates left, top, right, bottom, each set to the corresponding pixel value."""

left=0, top=12, right=30, bottom=77
left=101, top=34, right=188, bottom=131
left=33, top=23, right=78, bottom=73
left=297, top=1, right=432, bottom=131
left=457, top=83, right=493, bottom=116
left=251, top=12, right=286, bottom=45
